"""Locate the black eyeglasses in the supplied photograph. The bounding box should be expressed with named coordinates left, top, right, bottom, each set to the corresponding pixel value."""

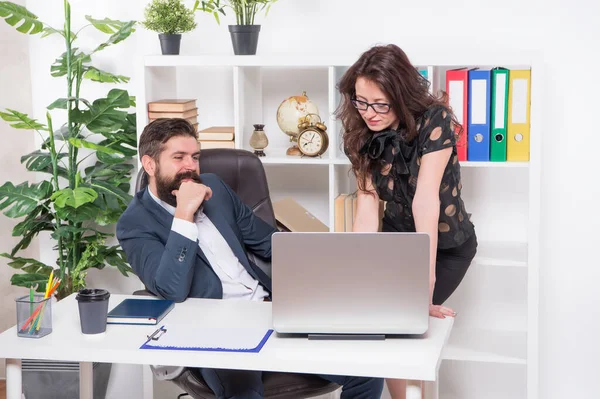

left=351, top=98, right=391, bottom=114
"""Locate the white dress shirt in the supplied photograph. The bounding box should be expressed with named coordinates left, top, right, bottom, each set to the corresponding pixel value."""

left=149, top=189, right=269, bottom=301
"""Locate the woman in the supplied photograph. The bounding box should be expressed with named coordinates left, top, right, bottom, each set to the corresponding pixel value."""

left=336, top=44, right=478, bottom=399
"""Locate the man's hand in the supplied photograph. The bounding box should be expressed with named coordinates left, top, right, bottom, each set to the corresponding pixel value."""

left=173, top=181, right=213, bottom=222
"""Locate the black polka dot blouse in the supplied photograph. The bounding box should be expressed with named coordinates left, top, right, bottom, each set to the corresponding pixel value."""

left=359, top=105, right=476, bottom=249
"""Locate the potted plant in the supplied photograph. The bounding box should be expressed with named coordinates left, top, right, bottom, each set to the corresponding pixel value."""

left=0, top=0, right=137, bottom=298
left=142, top=0, right=197, bottom=55
left=0, top=0, right=137, bottom=396
left=195, top=0, right=279, bottom=55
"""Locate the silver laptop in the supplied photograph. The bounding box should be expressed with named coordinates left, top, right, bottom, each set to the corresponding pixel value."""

left=271, top=232, right=430, bottom=336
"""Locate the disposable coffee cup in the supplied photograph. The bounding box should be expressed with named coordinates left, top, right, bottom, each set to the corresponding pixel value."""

left=76, top=288, right=110, bottom=335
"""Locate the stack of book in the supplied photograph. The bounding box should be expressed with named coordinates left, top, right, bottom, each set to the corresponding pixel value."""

left=197, top=126, right=235, bottom=149
left=334, top=192, right=384, bottom=232
left=147, top=99, right=198, bottom=130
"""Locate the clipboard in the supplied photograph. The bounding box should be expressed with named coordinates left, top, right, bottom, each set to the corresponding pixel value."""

left=140, top=325, right=274, bottom=353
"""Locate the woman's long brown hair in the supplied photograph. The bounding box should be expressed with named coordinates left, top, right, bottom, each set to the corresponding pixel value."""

left=335, top=44, right=460, bottom=192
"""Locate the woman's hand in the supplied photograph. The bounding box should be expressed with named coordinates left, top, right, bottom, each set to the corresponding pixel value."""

left=429, top=304, right=457, bottom=319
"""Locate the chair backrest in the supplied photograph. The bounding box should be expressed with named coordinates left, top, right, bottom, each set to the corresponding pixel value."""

left=135, top=148, right=277, bottom=228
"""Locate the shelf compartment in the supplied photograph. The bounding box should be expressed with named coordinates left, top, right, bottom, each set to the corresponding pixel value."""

left=439, top=360, right=526, bottom=399
left=442, top=328, right=527, bottom=364
left=333, top=155, right=528, bottom=168
left=474, top=241, right=528, bottom=267
left=263, top=164, right=330, bottom=228
left=254, top=147, right=332, bottom=165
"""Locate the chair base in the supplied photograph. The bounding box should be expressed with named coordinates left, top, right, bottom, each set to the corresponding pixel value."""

left=173, top=368, right=339, bottom=399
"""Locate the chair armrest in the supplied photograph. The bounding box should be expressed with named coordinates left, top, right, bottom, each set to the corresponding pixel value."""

left=132, top=289, right=156, bottom=297
left=150, top=365, right=186, bottom=381
left=247, top=252, right=272, bottom=279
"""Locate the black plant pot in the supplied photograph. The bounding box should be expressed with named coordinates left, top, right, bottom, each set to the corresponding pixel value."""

left=158, top=33, right=181, bottom=55
left=228, top=25, right=261, bottom=55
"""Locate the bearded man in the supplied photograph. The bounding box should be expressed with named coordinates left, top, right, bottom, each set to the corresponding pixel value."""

left=116, top=118, right=383, bottom=399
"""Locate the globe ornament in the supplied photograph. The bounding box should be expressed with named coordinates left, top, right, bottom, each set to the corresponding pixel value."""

left=276, top=91, right=320, bottom=156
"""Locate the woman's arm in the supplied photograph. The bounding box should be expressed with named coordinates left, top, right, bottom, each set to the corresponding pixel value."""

left=352, top=174, right=381, bottom=232
left=413, top=146, right=456, bottom=318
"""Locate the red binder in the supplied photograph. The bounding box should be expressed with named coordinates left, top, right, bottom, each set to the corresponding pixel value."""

left=446, top=68, right=470, bottom=161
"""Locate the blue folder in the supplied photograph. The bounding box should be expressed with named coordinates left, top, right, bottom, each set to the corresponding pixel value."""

left=107, top=298, right=175, bottom=325
left=467, top=68, right=492, bottom=161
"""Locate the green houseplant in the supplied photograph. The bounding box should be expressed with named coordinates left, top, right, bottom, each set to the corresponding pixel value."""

left=142, top=0, right=197, bottom=55
left=0, top=0, right=137, bottom=301
left=195, top=0, right=279, bottom=55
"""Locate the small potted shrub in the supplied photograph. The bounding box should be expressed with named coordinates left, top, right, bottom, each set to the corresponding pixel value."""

left=142, top=0, right=197, bottom=55
left=195, top=0, right=279, bottom=55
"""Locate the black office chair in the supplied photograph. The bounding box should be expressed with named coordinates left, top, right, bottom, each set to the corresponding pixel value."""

left=133, top=148, right=340, bottom=399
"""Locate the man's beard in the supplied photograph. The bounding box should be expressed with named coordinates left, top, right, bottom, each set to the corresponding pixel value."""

left=155, top=168, right=203, bottom=208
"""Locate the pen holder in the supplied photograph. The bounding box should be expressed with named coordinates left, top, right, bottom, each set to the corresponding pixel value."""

left=16, top=294, right=52, bottom=338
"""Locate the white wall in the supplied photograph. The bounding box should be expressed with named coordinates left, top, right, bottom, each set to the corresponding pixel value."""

left=1, top=0, right=599, bottom=398
left=0, top=0, right=38, bottom=380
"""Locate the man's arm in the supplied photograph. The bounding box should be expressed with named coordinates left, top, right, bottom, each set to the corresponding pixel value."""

left=117, top=218, right=199, bottom=302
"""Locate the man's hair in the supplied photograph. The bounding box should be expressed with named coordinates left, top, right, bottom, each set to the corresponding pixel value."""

left=138, top=118, right=198, bottom=161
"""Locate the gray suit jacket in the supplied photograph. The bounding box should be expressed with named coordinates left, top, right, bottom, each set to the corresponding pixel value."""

left=116, top=173, right=276, bottom=302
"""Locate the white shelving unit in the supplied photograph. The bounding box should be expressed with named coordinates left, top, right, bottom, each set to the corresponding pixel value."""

left=136, top=51, right=541, bottom=399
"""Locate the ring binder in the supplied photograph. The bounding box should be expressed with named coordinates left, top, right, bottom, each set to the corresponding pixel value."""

left=147, top=326, right=167, bottom=341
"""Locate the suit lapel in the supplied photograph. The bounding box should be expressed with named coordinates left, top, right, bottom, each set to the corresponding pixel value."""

left=139, top=189, right=173, bottom=230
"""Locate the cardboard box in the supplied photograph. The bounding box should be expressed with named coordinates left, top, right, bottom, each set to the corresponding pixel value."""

left=272, top=197, right=329, bottom=232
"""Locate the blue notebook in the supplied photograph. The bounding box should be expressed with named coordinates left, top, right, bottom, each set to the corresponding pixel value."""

left=140, top=325, right=273, bottom=353
left=107, top=298, right=175, bottom=325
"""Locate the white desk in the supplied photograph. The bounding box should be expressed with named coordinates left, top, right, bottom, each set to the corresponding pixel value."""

left=0, top=294, right=453, bottom=399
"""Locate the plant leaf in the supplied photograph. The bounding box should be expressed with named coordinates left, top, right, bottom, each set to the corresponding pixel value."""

left=0, top=181, right=53, bottom=218
left=41, top=26, right=66, bottom=38
left=0, top=109, right=47, bottom=131
left=83, top=67, right=130, bottom=84
left=47, top=98, right=68, bottom=110
left=10, top=205, right=53, bottom=256
left=102, top=246, right=132, bottom=276
left=0, top=1, right=44, bottom=34
left=0, top=253, right=53, bottom=292
left=20, top=150, right=67, bottom=172
left=50, top=48, right=91, bottom=78
left=86, top=181, right=132, bottom=205
left=95, top=151, right=127, bottom=165
left=93, top=20, right=136, bottom=53
left=51, top=125, right=75, bottom=141
left=51, top=225, right=106, bottom=241
left=68, top=138, right=122, bottom=155
left=55, top=203, right=101, bottom=224
left=1, top=253, right=50, bottom=270
left=10, top=272, right=52, bottom=293
left=96, top=136, right=137, bottom=157
left=51, top=187, right=98, bottom=209
left=85, top=162, right=134, bottom=181
left=70, top=89, right=130, bottom=133
left=84, top=15, right=128, bottom=34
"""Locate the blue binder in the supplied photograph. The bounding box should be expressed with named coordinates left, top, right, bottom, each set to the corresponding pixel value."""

left=467, top=69, right=492, bottom=161
left=140, top=325, right=274, bottom=353
left=107, top=298, right=174, bottom=325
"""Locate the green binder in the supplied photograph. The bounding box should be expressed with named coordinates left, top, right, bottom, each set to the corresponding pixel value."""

left=490, top=68, right=510, bottom=161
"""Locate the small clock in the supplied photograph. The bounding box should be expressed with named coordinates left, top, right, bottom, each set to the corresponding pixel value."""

left=296, top=113, right=329, bottom=157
